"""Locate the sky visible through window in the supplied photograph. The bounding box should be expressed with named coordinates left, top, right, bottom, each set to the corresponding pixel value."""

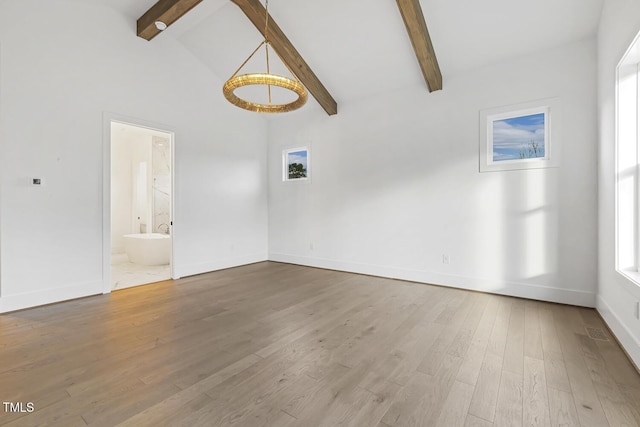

left=287, top=150, right=307, bottom=179
left=492, top=113, right=545, bottom=162
left=288, top=151, right=307, bottom=168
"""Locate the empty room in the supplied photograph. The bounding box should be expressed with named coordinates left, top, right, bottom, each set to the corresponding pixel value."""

left=1, top=0, right=640, bottom=426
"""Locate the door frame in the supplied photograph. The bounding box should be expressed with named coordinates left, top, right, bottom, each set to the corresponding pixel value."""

left=102, top=112, right=177, bottom=294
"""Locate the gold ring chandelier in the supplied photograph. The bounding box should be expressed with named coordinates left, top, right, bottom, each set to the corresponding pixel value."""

left=223, top=0, right=307, bottom=113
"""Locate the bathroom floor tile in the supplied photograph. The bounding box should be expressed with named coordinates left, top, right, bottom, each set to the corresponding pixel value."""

left=111, top=260, right=171, bottom=290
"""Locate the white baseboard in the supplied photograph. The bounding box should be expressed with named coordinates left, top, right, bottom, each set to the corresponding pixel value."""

left=0, top=254, right=268, bottom=313
left=596, top=295, right=640, bottom=371
left=269, top=253, right=596, bottom=307
left=0, top=280, right=103, bottom=314
left=175, top=253, right=268, bottom=279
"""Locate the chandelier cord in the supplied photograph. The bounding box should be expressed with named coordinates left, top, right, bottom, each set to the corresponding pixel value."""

left=264, top=0, right=270, bottom=44
left=229, top=41, right=266, bottom=79
left=264, top=0, right=272, bottom=103
left=222, top=0, right=307, bottom=113
left=271, top=46, right=299, bottom=83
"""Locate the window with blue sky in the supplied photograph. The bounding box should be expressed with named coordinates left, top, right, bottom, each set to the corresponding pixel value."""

left=492, top=113, right=546, bottom=162
left=284, top=148, right=308, bottom=181
left=480, top=99, right=557, bottom=173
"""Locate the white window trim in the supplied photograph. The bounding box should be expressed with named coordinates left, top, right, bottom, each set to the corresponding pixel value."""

left=282, top=146, right=310, bottom=182
left=615, top=30, right=640, bottom=289
left=479, top=98, right=560, bottom=173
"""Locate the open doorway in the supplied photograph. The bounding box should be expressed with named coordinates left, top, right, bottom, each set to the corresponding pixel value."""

left=108, top=120, right=174, bottom=290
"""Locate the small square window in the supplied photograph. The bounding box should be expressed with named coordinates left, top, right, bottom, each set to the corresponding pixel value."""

left=479, top=98, right=559, bottom=172
left=283, top=147, right=309, bottom=181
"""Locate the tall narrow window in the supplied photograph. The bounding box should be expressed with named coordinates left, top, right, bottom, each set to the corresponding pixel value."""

left=616, top=31, right=640, bottom=284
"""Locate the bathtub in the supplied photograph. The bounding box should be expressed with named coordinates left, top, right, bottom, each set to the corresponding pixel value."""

left=123, top=233, right=171, bottom=266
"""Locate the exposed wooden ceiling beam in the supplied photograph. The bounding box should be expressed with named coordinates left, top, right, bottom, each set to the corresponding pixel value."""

left=231, top=0, right=338, bottom=116
left=137, top=0, right=204, bottom=41
left=396, top=0, right=442, bottom=92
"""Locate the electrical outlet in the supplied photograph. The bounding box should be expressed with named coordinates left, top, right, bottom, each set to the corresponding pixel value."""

left=310, top=243, right=314, bottom=250
left=635, top=301, right=640, bottom=320
left=442, top=254, right=450, bottom=265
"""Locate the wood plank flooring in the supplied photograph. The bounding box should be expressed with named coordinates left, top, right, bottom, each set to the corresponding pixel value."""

left=0, top=261, right=639, bottom=426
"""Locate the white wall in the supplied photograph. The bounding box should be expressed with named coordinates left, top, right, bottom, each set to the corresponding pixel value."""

left=268, top=38, right=598, bottom=307
left=597, top=0, right=640, bottom=368
left=111, top=128, right=160, bottom=253
left=0, top=0, right=269, bottom=312
left=110, top=130, right=136, bottom=254
left=129, top=132, right=153, bottom=237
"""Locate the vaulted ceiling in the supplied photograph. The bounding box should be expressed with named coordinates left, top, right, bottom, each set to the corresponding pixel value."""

left=102, top=0, right=604, bottom=113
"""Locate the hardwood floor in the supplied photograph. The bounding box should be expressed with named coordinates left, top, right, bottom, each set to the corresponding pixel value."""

left=1, top=261, right=639, bottom=426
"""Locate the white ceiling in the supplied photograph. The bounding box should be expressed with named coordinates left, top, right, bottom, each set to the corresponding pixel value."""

left=104, top=0, right=604, bottom=108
